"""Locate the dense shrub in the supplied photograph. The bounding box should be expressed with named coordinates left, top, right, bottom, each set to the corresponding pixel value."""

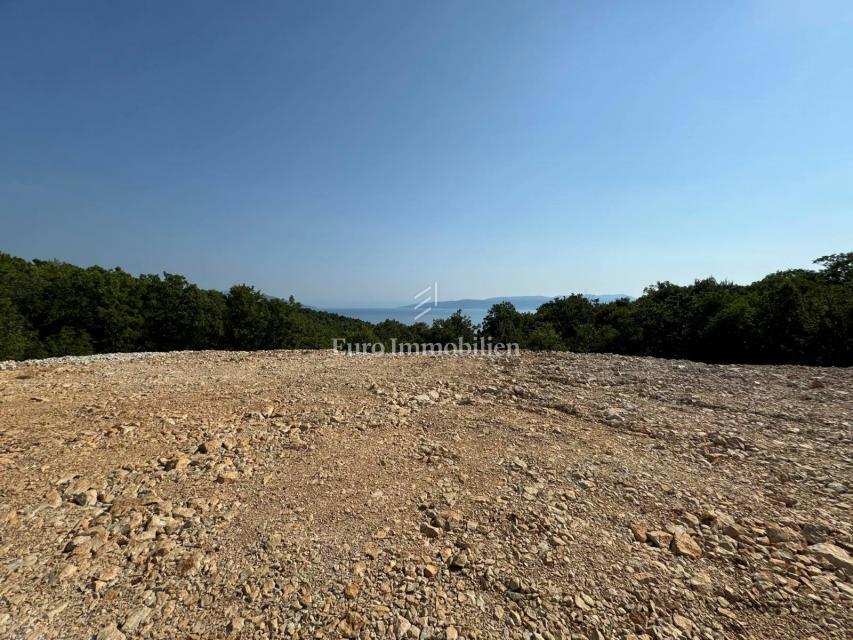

left=479, top=253, right=852, bottom=366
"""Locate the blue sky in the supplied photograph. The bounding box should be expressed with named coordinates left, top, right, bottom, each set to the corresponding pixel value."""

left=2, top=1, right=852, bottom=306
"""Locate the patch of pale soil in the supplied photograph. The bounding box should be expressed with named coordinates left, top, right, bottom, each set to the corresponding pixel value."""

left=0, top=351, right=851, bottom=639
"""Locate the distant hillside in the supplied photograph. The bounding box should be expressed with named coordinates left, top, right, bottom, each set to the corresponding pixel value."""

left=401, top=294, right=633, bottom=310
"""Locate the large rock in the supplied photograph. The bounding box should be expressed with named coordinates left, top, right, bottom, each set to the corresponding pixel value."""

left=647, top=530, right=673, bottom=548
left=671, top=532, right=703, bottom=559
left=630, top=523, right=648, bottom=543
left=766, top=525, right=800, bottom=544
left=807, top=543, right=853, bottom=574
left=122, top=607, right=151, bottom=633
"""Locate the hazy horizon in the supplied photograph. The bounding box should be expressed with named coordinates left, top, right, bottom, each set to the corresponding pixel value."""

left=3, top=2, right=852, bottom=306
left=0, top=248, right=830, bottom=308
left=0, top=245, right=825, bottom=308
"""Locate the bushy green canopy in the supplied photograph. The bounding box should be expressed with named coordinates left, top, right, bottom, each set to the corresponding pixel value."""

left=1, top=252, right=850, bottom=365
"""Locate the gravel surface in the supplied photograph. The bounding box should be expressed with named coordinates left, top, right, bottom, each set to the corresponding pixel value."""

left=0, top=350, right=850, bottom=639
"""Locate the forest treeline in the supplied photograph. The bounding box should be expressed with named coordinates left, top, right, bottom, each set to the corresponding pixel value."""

left=1, top=251, right=850, bottom=365
left=0, top=252, right=373, bottom=359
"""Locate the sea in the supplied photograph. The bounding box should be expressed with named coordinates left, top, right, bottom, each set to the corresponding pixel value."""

left=321, top=306, right=540, bottom=326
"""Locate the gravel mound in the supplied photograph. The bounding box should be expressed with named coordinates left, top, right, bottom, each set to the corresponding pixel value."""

left=0, top=351, right=171, bottom=371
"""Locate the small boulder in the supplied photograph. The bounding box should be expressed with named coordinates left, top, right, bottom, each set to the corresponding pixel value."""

left=630, top=523, right=648, bottom=543
left=344, top=581, right=360, bottom=600
left=766, top=525, right=800, bottom=544
left=647, top=530, right=673, bottom=548
left=808, top=543, right=853, bottom=574
left=448, top=550, right=469, bottom=570
left=671, top=532, right=703, bottom=559
left=96, top=624, right=126, bottom=640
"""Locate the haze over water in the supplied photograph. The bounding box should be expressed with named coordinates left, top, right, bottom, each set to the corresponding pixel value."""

left=321, top=307, right=539, bottom=326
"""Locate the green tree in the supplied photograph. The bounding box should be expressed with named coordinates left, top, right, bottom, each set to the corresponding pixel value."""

left=525, top=323, right=563, bottom=350
left=482, top=302, right=526, bottom=345
left=427, top=310, right=477, bottom=346
left=815, top=252, right=853, bottom=284
left=535, top=295, right=597, bottom=351
left=0, top=296, right=38, bottom=360
left=226, top=285, right=271, bottom=350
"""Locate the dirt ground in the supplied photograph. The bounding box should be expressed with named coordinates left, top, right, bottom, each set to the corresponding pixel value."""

left=0, top=350, right=851, bottom=640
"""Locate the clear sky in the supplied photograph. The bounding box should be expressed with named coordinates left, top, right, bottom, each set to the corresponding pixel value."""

left=2, top=1, right=852, bottom=306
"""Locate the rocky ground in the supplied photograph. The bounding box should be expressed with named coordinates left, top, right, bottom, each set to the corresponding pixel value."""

left=0, top=350, right=851, bottom=640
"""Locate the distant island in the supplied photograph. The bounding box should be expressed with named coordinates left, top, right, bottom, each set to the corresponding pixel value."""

left=399, top=294, right=633, bottom=310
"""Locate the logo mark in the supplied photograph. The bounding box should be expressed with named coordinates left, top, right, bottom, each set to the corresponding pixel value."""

left=413, top=282, right=438, bottom=321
